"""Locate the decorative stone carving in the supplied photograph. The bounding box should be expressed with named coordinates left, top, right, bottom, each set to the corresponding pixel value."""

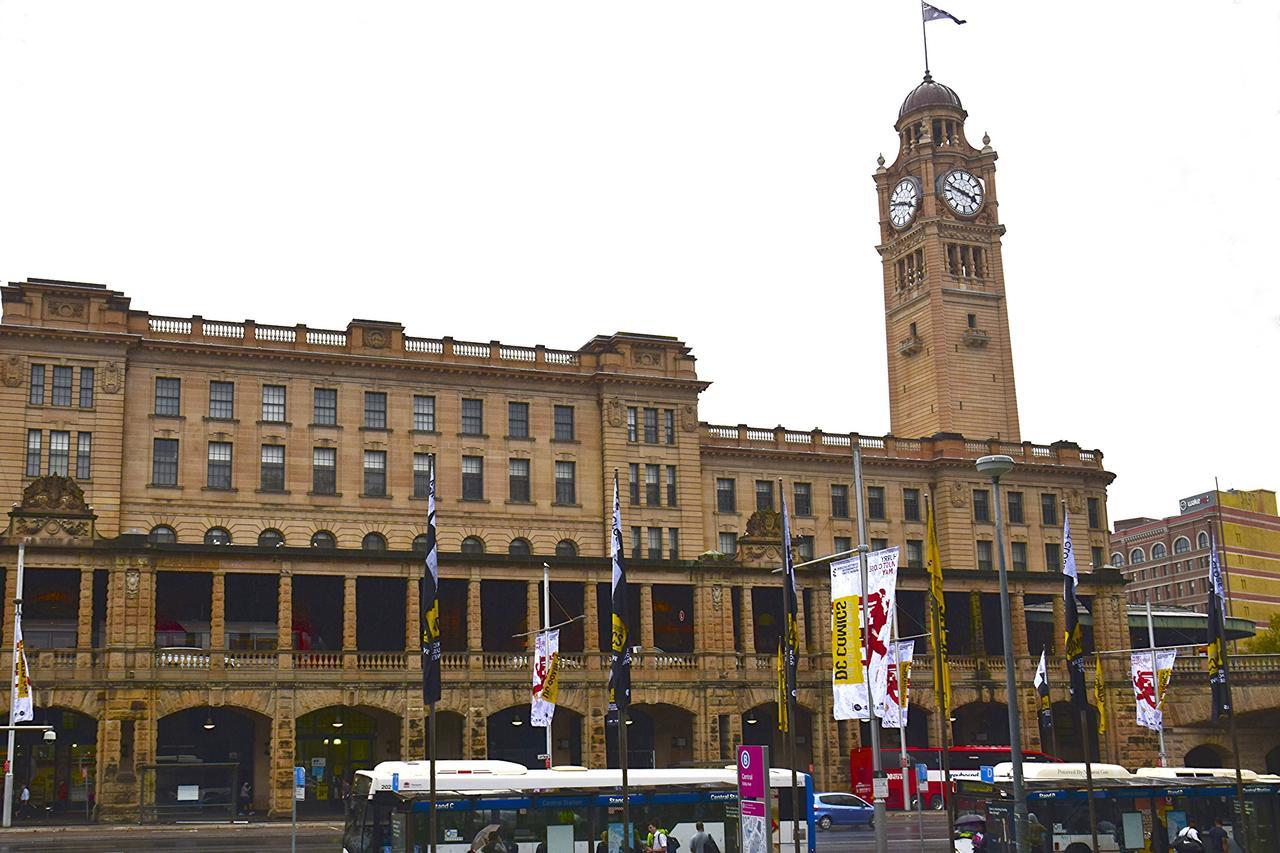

left=1066, top=489, right=1084, bottom=514
left=363, top=328, right=389, bottom=349
left=606, top=398, right=623, bottom=428
left=632, top=347, right=664, bottom=368
left=20, top=476, right=90, bottom=512
left=45, top=298, right=86, bottom=320
left=711, top=585, right=722, bottom=610
left=950, top=482, right=969, bottom=508
left=7, top=475, right=96, bottom=543
left=101, top=362, right=122, bottom=393
left=1, top=355, right=23, bottom=387
left=125, top=568, right=141, bottom=598
left=744, top=509, right=782, bottom=540
left=680, top=403, right=698, bottom=433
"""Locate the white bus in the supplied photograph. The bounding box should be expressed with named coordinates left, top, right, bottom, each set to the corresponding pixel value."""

left=342, top=760, right=814, bottom=853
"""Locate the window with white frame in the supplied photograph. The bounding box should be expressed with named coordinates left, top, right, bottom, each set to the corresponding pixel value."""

left=261, top=384, right=286, bottom=422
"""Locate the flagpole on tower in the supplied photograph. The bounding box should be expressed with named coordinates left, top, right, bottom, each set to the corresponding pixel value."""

left=920, top=1, right=931, bottom=75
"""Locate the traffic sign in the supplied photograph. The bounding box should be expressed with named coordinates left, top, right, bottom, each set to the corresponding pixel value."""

left=916, top=763, right=928, bottom=783
left=295, top=766, right=306, bottom=787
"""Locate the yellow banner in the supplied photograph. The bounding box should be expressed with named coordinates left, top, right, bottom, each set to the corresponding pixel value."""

left=832, top=594, right=863, bottom=686
left=543, top=652, right=561, bottom=704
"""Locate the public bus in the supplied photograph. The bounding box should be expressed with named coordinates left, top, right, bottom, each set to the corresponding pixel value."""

left=849, top=746, right=1060, bottom=810
left=951, top=762, right=1280, bottom=853
left=342, top=760, right=815, bottom=853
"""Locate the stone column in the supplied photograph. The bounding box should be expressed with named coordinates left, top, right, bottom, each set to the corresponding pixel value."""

left=77, top=568, right=94, bottom=658
left=527, top=580, right=541, bottom=651
left=467, top=576, right=482, bottom=652
left=277, top=571, right=292, bottom=668
left=343, top=576, right=357, bottom=669
left=269, top=689, right=296, bottom=818
left=210, top=572, right=226, bottom=650
left=1052, top=595, right=1066, bottom=656
left=405, top=573, right=420, bottom=652
left=640, top=584, right=655, bottom=651
left=740, top=587, right=755, bottom=655
left=1011, top=589, right=1029, bottom=686
left=968, top=590, right=985, bottom=657
left=583, top=577, right=599, bottom=669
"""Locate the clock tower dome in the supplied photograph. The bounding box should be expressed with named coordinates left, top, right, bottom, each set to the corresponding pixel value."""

left=874, top=74, right=1021, bottom=442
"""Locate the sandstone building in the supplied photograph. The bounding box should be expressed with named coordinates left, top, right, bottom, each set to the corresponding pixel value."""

left=0, top=75, right=1258, bottom=824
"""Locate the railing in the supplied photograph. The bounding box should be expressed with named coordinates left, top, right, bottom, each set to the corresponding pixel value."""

left=499, top=345, right=536, bottom=362
left=453, top=341, right=489, bottom=358
left=640, top=653, right=697, bottom=670
left=306, top=329, right=347, bottom=346
left=543, top=350, right=579, bottom=366
left=404, top=336, right=444, bottom=354
left=148, top=317, right=192, bottom=335
left=155, top=649, right=211, bottom=669
left=483, top=653, right=531, bottom=671
left=205, top=321, right=244, bottom=338
left=357, top=652, right=407, bottom=671
left=254, top=325, right=294, bottom=343
left=293, top=651, right=342, bottom=670
left=442, top=652, right=469, bottom=670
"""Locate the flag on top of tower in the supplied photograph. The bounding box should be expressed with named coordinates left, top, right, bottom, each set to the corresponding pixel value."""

left=922, top=2, right=966, bottom=25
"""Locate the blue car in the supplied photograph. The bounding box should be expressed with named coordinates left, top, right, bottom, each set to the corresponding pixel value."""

left=813, top=792, right=874, bottom=830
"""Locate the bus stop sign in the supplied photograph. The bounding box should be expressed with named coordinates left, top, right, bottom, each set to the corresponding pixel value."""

left=980, top=765, right=994, bottom=784
left=916, top=763, right=928, bottom=784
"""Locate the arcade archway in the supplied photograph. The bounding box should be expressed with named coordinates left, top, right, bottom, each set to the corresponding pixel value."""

left=487, top=705, right=583, bottom=768
left=951, top=702, right=1009, bottom=747
left=295, top=706, right=401, bottom=814
left=741, top=703, right=814, bottom=771
left=4, top=707, right=96, bottom=818
left=605, top=704, right=695, bottom=769
left=153, top=706, right=271, bottom=819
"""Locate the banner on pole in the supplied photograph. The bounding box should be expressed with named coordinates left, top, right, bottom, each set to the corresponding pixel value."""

left=830, top=547, right=899, bottom=720
left=881, top=640, right=914, bottom=729
left=13, top=616, right=33, bottom=723
left=532, top=629, right=561, bottom=727
left=1132, top=649, right=1177, bottom=732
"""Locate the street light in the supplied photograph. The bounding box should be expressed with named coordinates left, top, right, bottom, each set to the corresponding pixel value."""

left=975, top=454, right=1028, bottom=853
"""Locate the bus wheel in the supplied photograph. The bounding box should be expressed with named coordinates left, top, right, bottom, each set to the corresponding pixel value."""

left=817, top=816, right=832, bottom=831
left=930, top=795, right=944, bottom=810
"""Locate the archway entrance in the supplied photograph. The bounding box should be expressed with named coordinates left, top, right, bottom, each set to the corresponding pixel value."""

left=296, top=706, right=401, bottom=814
left=1048, top=702, right=1100, bottom=762
left=487, top=705, right=583, bottom=768
left=740, top=703, right=814, bottom=771
left=432, top=710, right=466, bottom=760
left=605, top=704, right=695, bottom=769
left=858, top=705, right=932, bottom=750
left=4, top=707, right=96, bottom=819
left=152, top=706, right=270, bottom=820
left=951, top=703, right=1009, bottom=746
left=1185, top=743, right=1230, bottom=768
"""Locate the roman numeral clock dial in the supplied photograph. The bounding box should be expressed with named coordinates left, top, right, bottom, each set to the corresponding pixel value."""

left=941, top=169, right=984, bottom=216
left=889, top=177, right=921, bottom=229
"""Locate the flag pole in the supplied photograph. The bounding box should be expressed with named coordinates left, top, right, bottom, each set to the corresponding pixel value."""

left=2, top=543, right=24, bottom=829
left=1144, top=597, right=1167, bottom=766
left=776, top=479, right=802, bottom=853
left=919, top=1, right=930, bottom=75
left=924, top=495, right=955, bottom=846
left=609, top=471, right=632, bottom=853
left=1210, top=511, right=1247, bottom=846
left=421, top=464, right=441, bottom=853
left=542, top=562, right=553, bottom=769
left=852, top=449, right=888, bottom=853
left=1062, top=502, right=1098, bottom=853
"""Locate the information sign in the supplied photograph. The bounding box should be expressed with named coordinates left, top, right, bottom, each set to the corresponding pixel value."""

left=736, top=745, right=771, bottom=853
left=295, top=766, right=307, bottom=788
left=916, top=763, right=928, bottom=784
left=872, top=776, right=888, bottom=801
left=979, top=765, right=994, bottom=784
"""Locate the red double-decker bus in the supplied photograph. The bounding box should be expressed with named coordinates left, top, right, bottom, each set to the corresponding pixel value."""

left=850, top=746, right=1060, bottom=809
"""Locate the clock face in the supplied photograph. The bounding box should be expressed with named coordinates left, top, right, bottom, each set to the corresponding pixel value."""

left=888, top=178, right=921, bottom=229
left=942, top=169, right=984, bottom=216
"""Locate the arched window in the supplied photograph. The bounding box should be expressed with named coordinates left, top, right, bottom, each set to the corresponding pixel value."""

left=461, top=536, right=485, bottom=555
left=310, top=530, right=337, bottom=550
left=1197, top=531, right=1210, bottom=549
left=555, top=539, right=578, bottom=558
left=1151, top=542, right=1167, bottom=559
left=1129, top=547, right=1145, bottom=565
left=1173, top=536, right=1191, bottom=555
left=508, top=538, right=532, bottom=557
left=1110, top=552, right=1124, bottom=567
left=362, top=532, right=387, bottom=552
left=149, top=525, right=177, bottom=545
left=412, top=534, right=432, bottom=553
left=258, top=529, right=285, bottom=548
left=204, top=527, right=231, bottom=546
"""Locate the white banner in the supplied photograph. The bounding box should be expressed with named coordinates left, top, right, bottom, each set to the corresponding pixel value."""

left=881, top=640, right=914, bottom=729
left=13, top=616, right=33, bottom=723
left=531, top=629, right=561, bottom=728
left=831, top=547, right=899, bottom=720
left=1131, top=649, right=1176, bottom=732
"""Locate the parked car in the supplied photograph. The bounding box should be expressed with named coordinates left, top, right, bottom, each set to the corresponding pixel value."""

left=813, top=792, right=874, bottom=830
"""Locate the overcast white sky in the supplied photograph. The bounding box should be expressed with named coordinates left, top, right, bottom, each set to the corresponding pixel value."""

left=2, top=2, right=1277, bottom=524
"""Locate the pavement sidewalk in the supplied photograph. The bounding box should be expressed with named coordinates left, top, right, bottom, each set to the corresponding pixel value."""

left=0, top=817, right=344, bottom=835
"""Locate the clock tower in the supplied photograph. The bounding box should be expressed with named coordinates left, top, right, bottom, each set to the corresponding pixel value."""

left=874, top=74, right=1021, bottom=442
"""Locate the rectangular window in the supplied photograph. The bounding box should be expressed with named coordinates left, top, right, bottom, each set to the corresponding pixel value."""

left=866, top=486, right=886, bottom=520
left=261, top=384, right=286, bottom=422
left=976, top=540, right=994, bottom=571
left=664, top=409, right=676, bottom=444
left=628, top=463, right=640, bottom=505
left=716, top=478, right=737, bottom=513
left=555, top=461, right=577, bottom=504
left=1087, top=497, right=1101, bottom=530
left=794, top=483, right=812, bottom=516
left=260, top=444, right=285, bottom=491
left=207, top=441, right=232, bottom=489
left=155, top=377, right=181, bottom=416
left=906, top=539, right=924, bottom=569
left=507, top=402, right=529, bottom=438
left=51, top=366, right=73, bottom=407
left=364, top=450, right=388, bottom=496
left=1045, top=542, right=1062, bottom=572
left=973, top=489, right=991, bottom=523
left=1041, top=494, right=1058, bottom=526
left=871, top=537, right=889, bottom=552
left=28, top=364, right=45, bottom=405
left=626, top=407, right=638, bottom=442
left=1011, top=541, right=1028, bottom=572
left=631, top=527, right=642, bottom=560
left=834, top=536, right=853, bottom=555
left=756, top=480, right=774, bottom=511
left=413, top=395, right=436, bottom=431
left=312, top=447, right=336, bottom=494
left=413, top=453, right=434, bottom=498
left=26, top=430, right=42, bottom=476
left=48, top=430, right=70, bottom=476
left=314, top=388, right=337, bottom=425
left=78, top=367, right=94, bottom=408
left=645, top=464, right=661, bottom=506
left=152, top=438, right=179, bottom=486
left=643, top=408, right=659, bottom=444
left=719, top=532, right=738, bottom=555
left=647, top=527, right=663, bottom=560
left=209, top=381, right=235, bottom=419
left=903, top=488, right=921, bottom=522
left=508, top=458, right=531, bottom=502
left=1007, top=491, right=1024, bottom=524
left=461, top=398, right=484, bottom=435
left=75, top=432, right=92, bottom=480
left=553, top=405, right=575, bottom=441
left=831, top=484, right=850, bottom=519
left=460, top=455, right=483, bottom=500
left=797, top=536, right=815, bottom=561
left=666, top=466, right=678, bottom=507
left=668, top=528, right=679, bottom=560
left=1091, top=546, right=1105, bottom=569
left=363, top=392, right=387, bottom=429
